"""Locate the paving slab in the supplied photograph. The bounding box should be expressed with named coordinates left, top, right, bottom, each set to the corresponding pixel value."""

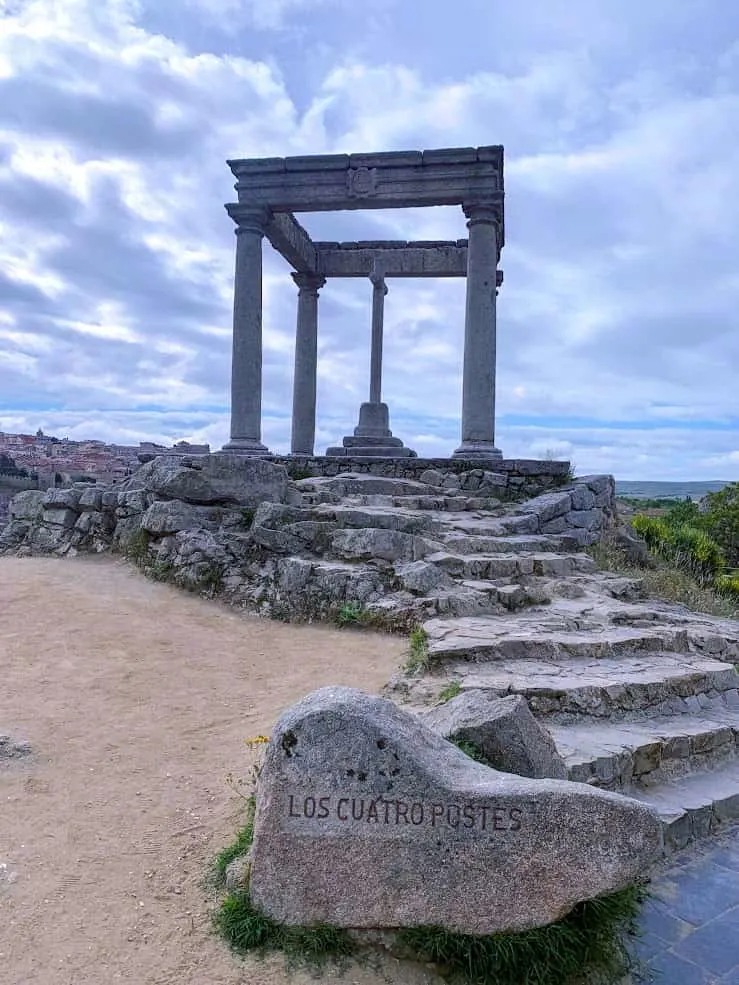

left=633, top=825, right=739, bottom=983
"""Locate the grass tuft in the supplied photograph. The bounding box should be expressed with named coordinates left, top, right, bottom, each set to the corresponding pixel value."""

left=437, top=680, right=462, bottom=704
left=405, top=625, right=430, bottom=673
left=240, top=508, right=256, bottom=529
left=215, top=892, right=355, bottom=969
left=213, top=794, right=355, bottom=971
left=399, top=884, right=647, bottom=985
left=336, top=601, right=365, bottom=626
left=214, top=795, right=256, bottom=884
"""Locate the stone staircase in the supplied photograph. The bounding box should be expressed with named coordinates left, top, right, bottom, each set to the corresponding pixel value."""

left=281, top=474, right=739, bottom=857
left=324, top=475, right=739, bottom=855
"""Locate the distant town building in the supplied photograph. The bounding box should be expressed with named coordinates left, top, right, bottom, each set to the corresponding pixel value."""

left=0, top=430, right=210, bottom=482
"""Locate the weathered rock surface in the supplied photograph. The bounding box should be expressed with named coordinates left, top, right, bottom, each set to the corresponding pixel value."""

left=249, top=687, right=662, bottom=935
left=423, top=692, right=567, bottom=779
left=9, top=490, right=45, bottom=520
left=0, top=734, right=32, bottom=760
left=123, top=454, right=290, bottom=507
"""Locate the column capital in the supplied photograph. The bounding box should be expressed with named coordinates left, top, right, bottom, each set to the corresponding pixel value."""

left=291, top=272, right=326, bottom=294
left=462, top=201, right=503, bottom=228
left=225, top=204, right=272, bottom=236
left=369, top=270, right=388, bottom=295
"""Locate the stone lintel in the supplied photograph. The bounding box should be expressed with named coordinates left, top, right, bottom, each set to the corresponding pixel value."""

left=228, top=145, right=503, bottom=213
left=317, top=243, right=468, bottom=278
left=228, top=146, right=503, bottom=176
left=233, top=175, right=502, bottom=213
left=265, top=213, right=317, bottom=272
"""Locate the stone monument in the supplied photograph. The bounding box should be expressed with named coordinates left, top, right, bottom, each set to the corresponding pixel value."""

left=326, top=264, right=415, bottom=457
left=247, top=687, right=662, bottom=935
left=221, top=146, right=505, bottom=460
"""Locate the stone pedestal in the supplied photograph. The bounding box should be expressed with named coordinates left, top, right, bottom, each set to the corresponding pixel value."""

left=327, top=401, right=415, bottom=458
left=327, top=271, right=415, bottom=458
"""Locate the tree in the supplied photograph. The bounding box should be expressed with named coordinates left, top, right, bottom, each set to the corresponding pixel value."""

left=664, top=499, right=701, bottom=527
left=702, top=483, right=739, bottom=568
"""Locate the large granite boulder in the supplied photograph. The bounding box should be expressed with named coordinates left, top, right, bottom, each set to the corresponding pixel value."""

left=248, top=687, right=662, bottom=935
left=119, top=454, right=290, bottom=508
left=423, top=692, right=567, bottom=780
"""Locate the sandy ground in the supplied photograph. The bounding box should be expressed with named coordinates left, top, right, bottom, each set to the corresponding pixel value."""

left=0, top=556, right=442, bottom=985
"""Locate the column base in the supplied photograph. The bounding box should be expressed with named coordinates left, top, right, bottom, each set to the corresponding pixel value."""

left=221, top=438, right=271, bottom=456
left=328, top=402, right=416, bottom=458
left=453, top=441, right=503, bottom=460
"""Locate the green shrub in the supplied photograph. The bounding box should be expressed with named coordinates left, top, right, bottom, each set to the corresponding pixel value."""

left=630, top=515, right=725, bottom=585
left=667, top=523, right=725, bottom=584
left=702, top=482, right=739, bottom=567
left=587, top=540, right=739, bottom=619
left=663, top=498, right=702, bottom=527
left=630, top=514, right=669, bottom=549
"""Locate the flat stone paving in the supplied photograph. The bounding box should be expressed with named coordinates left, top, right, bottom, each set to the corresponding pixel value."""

left=633, top=823, right=739, bottom=982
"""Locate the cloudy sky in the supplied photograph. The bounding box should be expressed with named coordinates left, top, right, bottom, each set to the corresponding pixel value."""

left=0, top=0, right=738, bottom=479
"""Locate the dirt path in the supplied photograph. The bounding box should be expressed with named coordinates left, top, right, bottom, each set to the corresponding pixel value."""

left=0, top=556, right=440, bottom=985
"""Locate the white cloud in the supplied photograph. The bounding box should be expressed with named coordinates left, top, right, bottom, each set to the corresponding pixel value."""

left=0, top=0, right=738, bottom=479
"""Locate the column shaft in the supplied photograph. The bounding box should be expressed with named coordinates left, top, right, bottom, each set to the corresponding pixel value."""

left=368, top=273, right=388, bottom=404
left=454, top=203, right=502, bottom=459
left=290, top=273, right=326, bottom=456
left=224, top=209, right=270, bottom=454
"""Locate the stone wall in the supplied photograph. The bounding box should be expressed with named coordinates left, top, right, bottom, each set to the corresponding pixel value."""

left=272, top=456, right=571, bottom=500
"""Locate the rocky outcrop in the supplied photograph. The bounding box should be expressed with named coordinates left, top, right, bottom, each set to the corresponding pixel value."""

left=0, top=460, right=618, bottom=626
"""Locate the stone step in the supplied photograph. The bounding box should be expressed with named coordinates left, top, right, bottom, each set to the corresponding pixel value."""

left=425, top=615, right=694, bottom=663
left=425, top=551, right=596, bottom=581
left=410, top=653, right=739, bottom=721
left=387, top=495, right=501, bottom=513
left=549, top=701, right=739, bottom=789
left=628, top=761, right=739, bottom=850
left=438, top=533, right=580, bottom=555
left=450, top=515, right=541, bottom=537
left=460, top=580, right=552, bottom=611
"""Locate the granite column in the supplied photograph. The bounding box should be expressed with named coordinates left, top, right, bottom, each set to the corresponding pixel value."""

left=368, top=269, right=388, bottom=404
left=290, top=272, right=326, bottom=456
left=454, top=202, right=502, bottom=459
left=223, top=208, right=271, bottom=455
